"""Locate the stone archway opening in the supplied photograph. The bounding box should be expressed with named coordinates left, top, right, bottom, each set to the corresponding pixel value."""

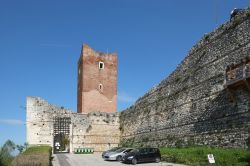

left=53, top=117, right=71, bottom=153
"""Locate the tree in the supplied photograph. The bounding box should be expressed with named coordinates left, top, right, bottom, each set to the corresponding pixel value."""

left=2, top=139, right=15, bottom=153
left=16, top=144, right=25, bottom=153
left=0, top=140, right=15, bottom=166
left=24, top=142, right=28, bottom=150
left=62, top=136, right=70, bottom=151
left=0, top=147, right=4, bottom=166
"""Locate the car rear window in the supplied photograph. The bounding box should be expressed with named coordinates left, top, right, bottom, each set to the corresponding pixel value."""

left=115, top=148, right=126, bottom=153
left=110, top=147, right=120, bottom=151
left=131, top=149, right=139, bottom=153
left=124, top=149, right=133, bottom=153
left=139, top=148, right=147, bottom=153
left=148, top=148, right=155, bottom=153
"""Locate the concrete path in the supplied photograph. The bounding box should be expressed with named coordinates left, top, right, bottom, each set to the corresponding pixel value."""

left=52, top=153, right=186, bottom=166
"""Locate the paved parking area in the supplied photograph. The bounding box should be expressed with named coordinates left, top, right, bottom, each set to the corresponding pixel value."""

left=52, top=154, right=186, bottom=166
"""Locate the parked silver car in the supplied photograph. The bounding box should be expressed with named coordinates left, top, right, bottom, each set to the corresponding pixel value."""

left=102, top=147, right=121, bottom=158
left=103, top=148, right=133, bottom=161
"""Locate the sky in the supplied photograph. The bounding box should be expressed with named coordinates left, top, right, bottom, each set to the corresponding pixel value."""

left=0, top=0, right=249, bottom=146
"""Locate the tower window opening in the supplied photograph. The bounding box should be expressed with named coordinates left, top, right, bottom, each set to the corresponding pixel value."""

left=99, top=84, right=103, bottom=92
left=99, top=62, right=104, bottom=69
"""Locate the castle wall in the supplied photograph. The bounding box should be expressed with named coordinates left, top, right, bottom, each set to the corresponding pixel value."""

left=26, top=96, right=71, bottom=147
left=77, top=45, right=117, bottom=113
left=120, top=8, right=250, bottom=148
left=26, top=97, right=120, bottom=153
left=71, top=112, right=120, bottom=153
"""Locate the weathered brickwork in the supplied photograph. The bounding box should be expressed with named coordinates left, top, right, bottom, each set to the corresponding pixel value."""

left=77, top=45, right=117, bottom=113
left=26, top=97, right=120, bottom=153
left=120, top=8, right=250, bottom=148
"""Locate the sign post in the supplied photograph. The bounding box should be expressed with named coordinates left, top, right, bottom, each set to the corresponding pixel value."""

left=207, top=154, right=215, bottom=166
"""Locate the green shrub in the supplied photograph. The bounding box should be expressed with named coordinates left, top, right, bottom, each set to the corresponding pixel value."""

left=160, top=147, right=250, bottom=166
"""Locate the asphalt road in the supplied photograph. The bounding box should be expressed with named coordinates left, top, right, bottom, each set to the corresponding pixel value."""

left=52, top=153, right=186, bottom=166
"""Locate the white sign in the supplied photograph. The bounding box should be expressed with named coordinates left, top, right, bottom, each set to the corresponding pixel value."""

left=55, top=142, right=60, bottom=147
left=207, top=154, right=215, bottom=164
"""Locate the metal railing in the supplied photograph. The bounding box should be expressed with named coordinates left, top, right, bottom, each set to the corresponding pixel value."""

left=74, top=148, right=94, bottom=154
left=225, top=56, right=250, bottom=86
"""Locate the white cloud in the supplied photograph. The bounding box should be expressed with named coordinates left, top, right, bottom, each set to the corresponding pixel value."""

left=0, top=119, right=24, bottom=125
left=39, top=43, right=72, bottom=48
left=118, top=92, right=137, bottom=103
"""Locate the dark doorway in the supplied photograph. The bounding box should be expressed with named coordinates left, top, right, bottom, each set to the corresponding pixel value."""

left=53, top=117, right=71, bottom=153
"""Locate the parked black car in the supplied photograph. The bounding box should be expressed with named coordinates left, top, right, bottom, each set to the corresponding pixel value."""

left=122, top=148, right=161, bottom=165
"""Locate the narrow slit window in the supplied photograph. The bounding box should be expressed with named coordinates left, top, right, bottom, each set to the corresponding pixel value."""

left=99, top=84, right=103, bottom=92
left=99, top=62, right=104, bottom=69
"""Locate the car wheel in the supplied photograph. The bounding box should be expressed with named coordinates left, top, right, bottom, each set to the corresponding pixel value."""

left=116, top=156, right=122, bottom=161
left=155, top=157, right=161, bottom=163
left=132, top=158, right=137, bottom=165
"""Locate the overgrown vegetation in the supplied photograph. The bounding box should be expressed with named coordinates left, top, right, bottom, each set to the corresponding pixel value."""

left=120, top=137, right=135, bottom=147
left=12, top=146, right=52, bottom=166
left=160, top=147, right=250, bottom=166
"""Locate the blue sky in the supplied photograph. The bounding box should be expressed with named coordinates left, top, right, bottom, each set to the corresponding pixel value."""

left=0, top=0, right=249, bottom=146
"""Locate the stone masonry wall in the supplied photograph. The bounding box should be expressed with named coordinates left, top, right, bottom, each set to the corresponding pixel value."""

left=120, top=8, right=250, bottom=148
left=26, top=96, right=120, bottom=153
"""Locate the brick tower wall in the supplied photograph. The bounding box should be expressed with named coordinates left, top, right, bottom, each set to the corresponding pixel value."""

left=77, top=45, right=117, bottom=113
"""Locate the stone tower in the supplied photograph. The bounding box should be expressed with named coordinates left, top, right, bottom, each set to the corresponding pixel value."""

left=77, top=44, right=117, bottom=113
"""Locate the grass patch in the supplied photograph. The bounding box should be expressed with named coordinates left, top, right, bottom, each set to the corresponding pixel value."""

left=12, top=146, right=52, bottom=166
left=160, top=147, right=250, bottom=166
left=23, top=146, right=52, bottom=155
